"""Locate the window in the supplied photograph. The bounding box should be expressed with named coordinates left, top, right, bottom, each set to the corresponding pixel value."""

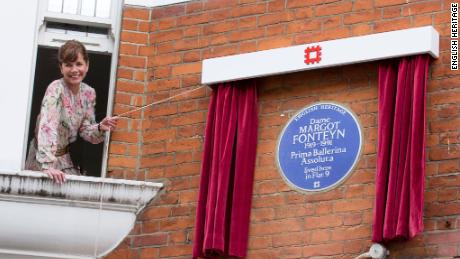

left=23, top=0, right=122, bottom=177
left=37, top=0, right=119, bottom=53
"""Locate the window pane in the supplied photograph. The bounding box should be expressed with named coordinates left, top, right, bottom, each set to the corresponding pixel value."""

left=46, top=22, right=66, bottom=34
left=48, top=0, right=63, bottom=12
left=81, top=0, right=96, bottom=17
left=88, top=26, right=109, bottom=38
left=95, top=0, right=111, bottom=18
left=66, top=24, right=88, bottom=36
left=63, top=0, right=78, bottom=14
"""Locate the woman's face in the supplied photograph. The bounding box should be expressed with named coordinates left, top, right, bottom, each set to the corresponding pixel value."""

left=60, top=53, right=89, bottom=88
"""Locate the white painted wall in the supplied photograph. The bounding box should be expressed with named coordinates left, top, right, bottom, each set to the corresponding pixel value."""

left=0, top=2, right=39, bottom=171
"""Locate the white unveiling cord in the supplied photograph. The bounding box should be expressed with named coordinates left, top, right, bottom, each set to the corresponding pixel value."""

left=115, top=85, right=206, bottom=118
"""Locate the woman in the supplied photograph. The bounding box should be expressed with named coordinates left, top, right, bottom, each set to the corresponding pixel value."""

left=25, top=40, right=117, bottom=183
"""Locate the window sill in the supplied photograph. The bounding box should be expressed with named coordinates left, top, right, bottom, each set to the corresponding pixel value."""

left=0, top=170, right=163, bottom=259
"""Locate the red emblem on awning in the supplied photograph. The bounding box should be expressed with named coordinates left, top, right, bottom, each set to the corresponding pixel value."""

left=304, top=45, right=322, bottom=65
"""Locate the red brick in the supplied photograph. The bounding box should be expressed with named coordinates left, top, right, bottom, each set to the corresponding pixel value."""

left=119, top=43, right=138, bottom=55
left=402, top=1, right=442, bottom=16
left=425, top=231, right=460, bottom=244
left=170, top=230, right=188, bottom=244
left=316, top=1, right=353, bottom=17
left=331, top=225, right=371, bottom=241
left=351, top=29, right=376, bottom=43
left=238, top=17, right=257, bottom=29
left=105, top=248, right=137, bottom=259
left=310, top=229, right=331, bottom=244
left=122, top=19, right=139, bottom=31
left=382, top=6, right=401, bottom=19
left=305, top=214, right=343, bottom=229
left=159, top=245, right=192, bottom=257
left=121, top=31, right=149, bottom=44
left=259, top=12, right=294, bottom=26
left=268, top=0, right=286, bottom=12
left=375, top=0, right=407, bottom=7
left=171, top=62, right=201, bottom=76
left=272, top=232, right=305, bottom=247
left=374, top=17, right=411, bottom=33
left=251, top=218, right=303, bottom=235
left=139, top=248, right=159, bottom=259
left=119, top=56, right=146, bottom=69
left=204, top=20, right=238, bottom=35
left=353, top=0, right=373, bottom=10
left=303, top=243, right=344, bottom=257
left=204, top=0, right=237, bottom=10
left=157, top=18, right=176, bottom=30
left=151, top=29, right=183, bottom=43
left=159, top=217, right=194, bottom=231
left=258, top=35, right=293, bottom=50
left=229, top=28, right=265, bottom=42
left=231, top=3, right=266, bottom=17
left=344, top=10, right=381, bottom=24
left=248, top=236, right=271, bottom=249
left=164, top=162, right=201, bottom=177
left=124, top=8, right=150, bottom=20
left=252, top=195, right=285, bottom=208
left=333, top=198, right=373, bottom=212
left=178, top=12, right=210, bottom=26
left=111, top=131, right=139, bottom=143
left=138, top=21, right=149, bottom=32
left=108, top=156, right=137, bottom=168
left=147, top=78, right=180, bottom=92
left=170, top=111, right=206, bottom=126
left=275, top=204, right=315, bottom=219
left=186, top=2, right=203, bottom=14
left=116, top=80, right=145, bottom=94
left=143, top=128, right=176, bottom=143
left=152, top=5, right=185, bottom=19
left=117, top=68, right=133, bottom=80
left=141, top=154, right=175, bottom=168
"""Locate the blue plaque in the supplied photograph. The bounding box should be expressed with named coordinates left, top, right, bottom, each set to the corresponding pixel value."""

left=276, top=102, right=362, bottom=192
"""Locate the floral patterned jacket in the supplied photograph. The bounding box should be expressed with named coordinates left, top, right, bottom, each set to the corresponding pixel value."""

left=25, top=79, right=104, bottom=173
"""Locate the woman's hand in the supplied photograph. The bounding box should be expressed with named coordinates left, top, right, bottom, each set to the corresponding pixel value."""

left=99, top=116, right=118, bottom=132
left=43, top=168, right=66, bottom=184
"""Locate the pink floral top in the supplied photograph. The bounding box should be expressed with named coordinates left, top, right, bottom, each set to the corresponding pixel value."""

left=25, top=79, right=104, bottom=174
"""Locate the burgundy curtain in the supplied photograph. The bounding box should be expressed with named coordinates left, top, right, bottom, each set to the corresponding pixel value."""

left=373, top=55, right=430, bottom=242
left=193, top=80, right=258, bottom=258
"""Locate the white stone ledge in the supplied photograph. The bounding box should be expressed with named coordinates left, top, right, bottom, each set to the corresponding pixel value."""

left=0, top=170, right=164, bottom=259
left=0, top=170, right=163, bottom=212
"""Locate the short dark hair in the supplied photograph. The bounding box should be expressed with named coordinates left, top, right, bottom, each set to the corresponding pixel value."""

left=58, top=40, right=89, bottom=65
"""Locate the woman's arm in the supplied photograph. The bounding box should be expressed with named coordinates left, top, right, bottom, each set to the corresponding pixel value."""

left=36, top=82, right=67, bottom=183
left=36, top=82, right=62, bottom=170
left=79, top=87, right=105, bottom=144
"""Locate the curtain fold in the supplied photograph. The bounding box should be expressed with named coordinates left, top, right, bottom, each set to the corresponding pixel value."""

left=373, top=54, right=430, bottom=242
left=193, top=80, right=258, bottom=258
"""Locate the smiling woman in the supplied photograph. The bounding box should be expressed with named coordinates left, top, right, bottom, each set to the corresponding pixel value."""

left=25, top=40, right=118, bottom=183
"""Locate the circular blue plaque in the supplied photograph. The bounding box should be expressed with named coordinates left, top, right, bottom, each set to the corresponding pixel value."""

left=276, top=102, right=362, bottom=192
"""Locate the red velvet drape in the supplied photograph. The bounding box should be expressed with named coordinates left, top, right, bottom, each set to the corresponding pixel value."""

left=193, top=80, right=258, bottom=258
left=373, top=55, right=430, bottom=242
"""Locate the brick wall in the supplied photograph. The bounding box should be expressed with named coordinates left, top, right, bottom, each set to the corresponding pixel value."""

left=106, top=0, right=459, bottom=258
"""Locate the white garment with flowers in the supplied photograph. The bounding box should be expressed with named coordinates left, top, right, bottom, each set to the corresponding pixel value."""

left=25, top=79, right=104, bottom=174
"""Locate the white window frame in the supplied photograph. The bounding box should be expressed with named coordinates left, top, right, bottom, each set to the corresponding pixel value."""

left=124, top=0, right=191, bottom=7
left=22, top=0, right=124, bottom=178
left=37, top=0, right=121, bottom=53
